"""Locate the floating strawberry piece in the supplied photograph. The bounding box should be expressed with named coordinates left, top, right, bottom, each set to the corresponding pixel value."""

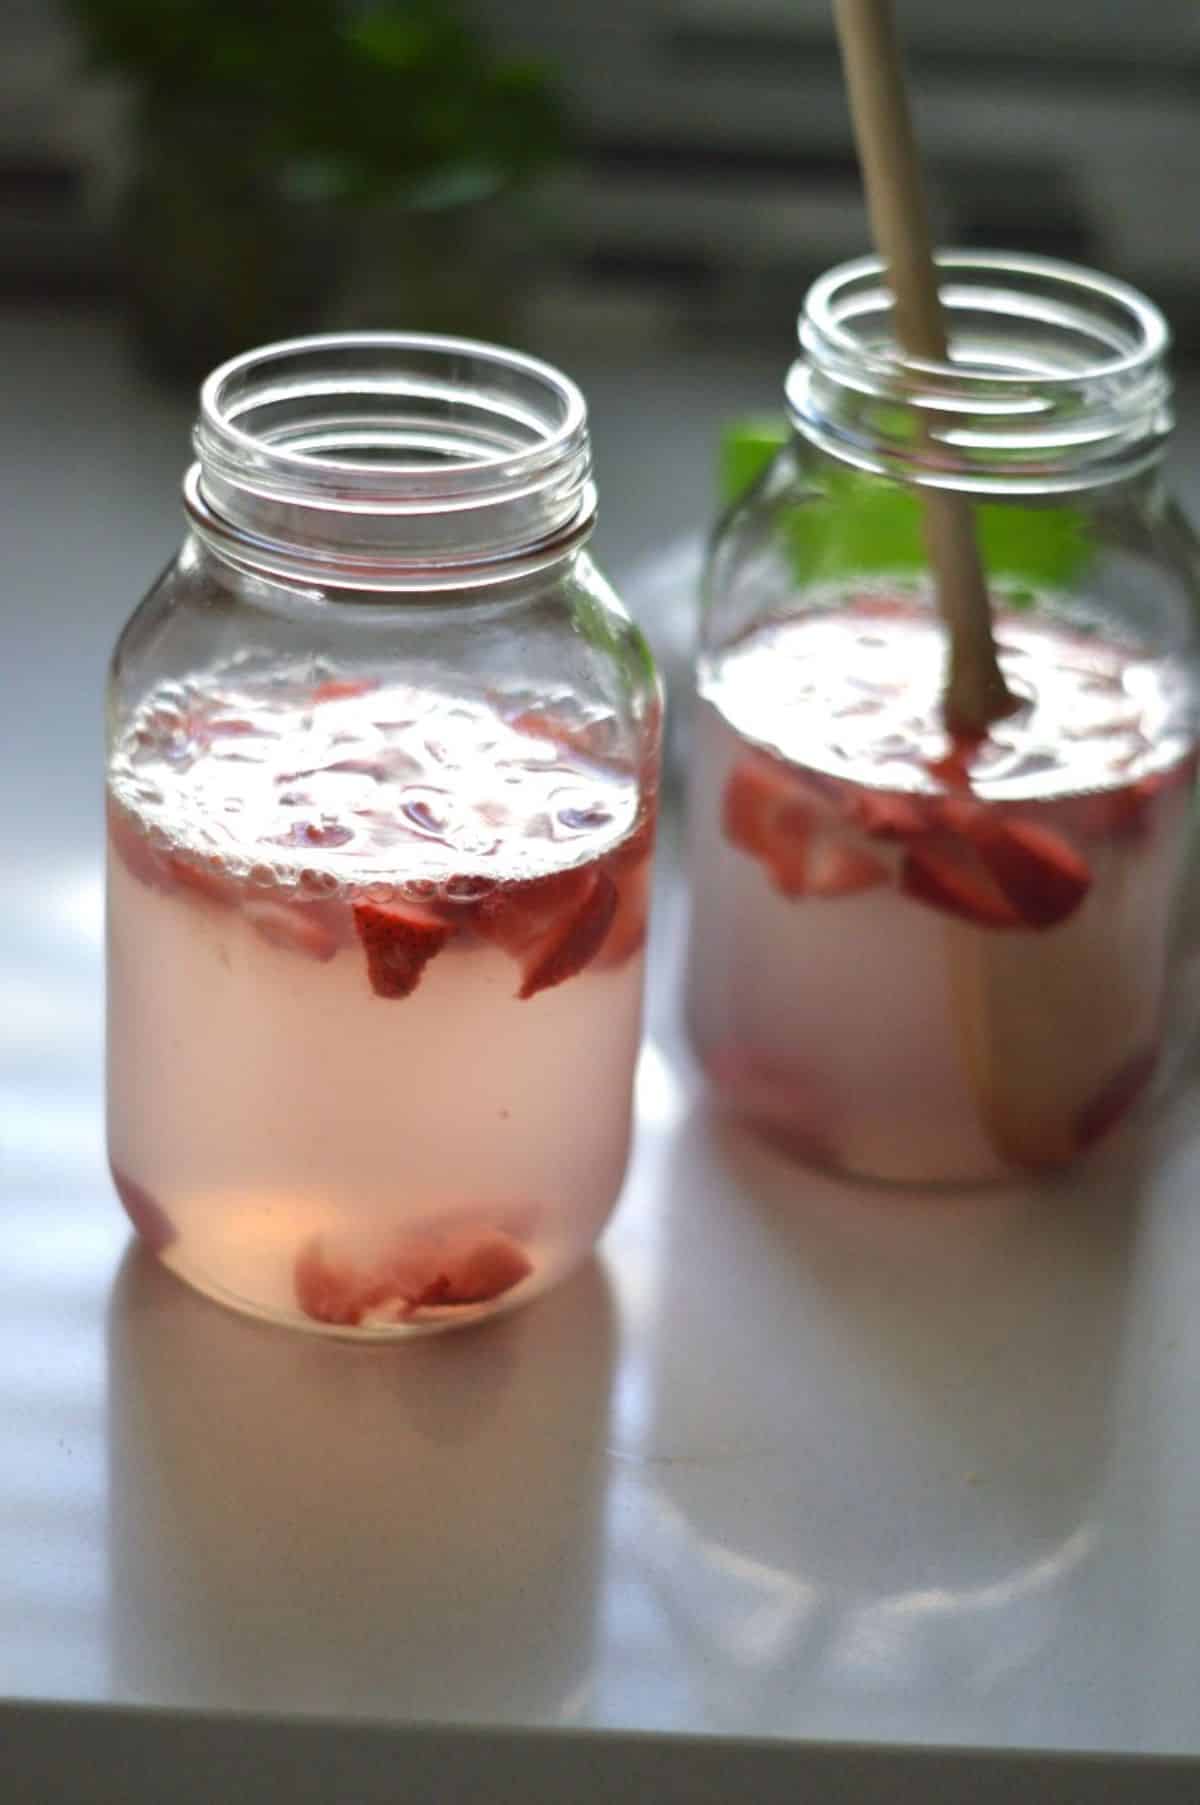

left=1076, top=748, right=1198, bottom=844
left=723, top=753, right=886, bottom=900
left=476, top=867, right=592, bottom=958
left=508, top=704, right=620, bottom=764
left=843, top=789, right=930, bottom=841
left=722, top=755, right=809, bottom=859
left=246, top=898, right=341, bottom=963
left=312, top=677, right=377, bottom=704
left=517, top=871, right=618, bottom=999
left=165, top=851, right=238, bottom=907
left=970, top=816, right=1092, bottom=929
left=934, top=793, right=989, bottom=837
left=353, top=898, right=450, bottom=998
left=596, top=863, right=651, bottom=970
left=111, top=1165, right=176, bottom=1254
left=1076, top=1046, right=1158, bottom=1150
left=901, top=839, right=1024, bottom=928
left=803, top=837, right=889, bottom=897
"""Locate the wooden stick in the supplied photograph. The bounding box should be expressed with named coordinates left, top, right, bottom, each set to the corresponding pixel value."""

left=833, top=0, right=1016, bottom=735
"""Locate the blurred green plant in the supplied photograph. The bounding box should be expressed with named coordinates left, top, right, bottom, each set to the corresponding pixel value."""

left=66, top=0, right=565, bottom=207
left=719, top=415, right=1089, bottom=596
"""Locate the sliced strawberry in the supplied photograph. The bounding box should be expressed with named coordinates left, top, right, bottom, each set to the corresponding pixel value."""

left=353, top=898, right=450, bottom=998
left=722, top=755, right=809, bottom=858
left=843, top=788, right=930, bottom=841
left=294, top=1228, right=532, bottom=1326
left=934, top=793, right=989, bottom=837
left=409, top=1231, right=533, bottom=1312
left=111, top=1165, right=176, bottom=1254
left=245, top=898, right=341, bottom=963
left=508, top=705, right=620, bottom=764
left=165, top=851, right=239, bottom=907
left=901, top=839, right=1024, bottom=928
left=312, top=677, right=377, bottom=704
left=517, top=870, right=618, bottom=999
left=801, top=837, right=889, bottom=897
left=595, top=864, right=650, bottom=970
left=294, top=1240, right=370, bottom=1326
left=1076, top=1046, right=1158, bottom=1150
left=475, top=867, right=592, bottom=959
left=970, top=816, right=1092, bottom=929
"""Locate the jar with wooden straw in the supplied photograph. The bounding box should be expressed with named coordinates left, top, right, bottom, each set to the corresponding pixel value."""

left=684, top=4, right=1200, bottom=1183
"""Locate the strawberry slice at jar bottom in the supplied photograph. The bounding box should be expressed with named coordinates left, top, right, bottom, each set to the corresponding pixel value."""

left=294, top=1228, right=533, bottom=1326
left=409, top=1231, right=534, bottom=1313
left=111, top=1165, right=177, bottom=1254
left=352, top=899, right=451, bottom=998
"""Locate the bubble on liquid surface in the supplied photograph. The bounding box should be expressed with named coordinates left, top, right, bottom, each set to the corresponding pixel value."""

left=108, top=666, right=641, bottom=886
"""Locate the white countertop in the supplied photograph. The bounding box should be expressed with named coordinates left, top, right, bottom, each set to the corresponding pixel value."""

left=4, top=308, right=1200, bottom=1799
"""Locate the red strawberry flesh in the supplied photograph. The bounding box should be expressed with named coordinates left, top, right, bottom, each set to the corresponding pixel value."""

left=294, top=1229, right=532, bottom=1326
left=518, top=870, right=618, bottom=999
left=246, top=898, right=341, bottom=963
left=353, top=899, right=450, bottom=998
left=971, top=816, right=1092, bottom=929
left=312, top=677, right=377, bottom=704
left=901, top=840, right=1024, bottom=928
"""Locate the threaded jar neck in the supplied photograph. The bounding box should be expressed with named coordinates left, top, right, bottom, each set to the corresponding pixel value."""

left=186, top=333, right=596, bottom=591
left=787, top=252, right=1172, bottom=497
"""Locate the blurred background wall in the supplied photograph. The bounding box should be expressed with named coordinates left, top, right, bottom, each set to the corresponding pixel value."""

left=4, top=1, right=1199, bottom=381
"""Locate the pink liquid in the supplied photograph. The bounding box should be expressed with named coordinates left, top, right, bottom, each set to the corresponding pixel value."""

left=107, top=672, right=654, bottom=1333
left=687, top=600, right=1197, bottom=1183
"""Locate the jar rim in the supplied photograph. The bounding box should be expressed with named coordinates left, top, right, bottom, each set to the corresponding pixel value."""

left=197, top=331, right=589, bottom=499
left=189, top=332, right=597, bottom=588
left=801, top=250, right=1169, bottom=389
left=790, top=250, right=1173, bottom=495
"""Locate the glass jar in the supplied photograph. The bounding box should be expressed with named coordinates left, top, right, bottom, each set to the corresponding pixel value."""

left=686, top=253, right=1200, bottom=1186
left=106, top=334, right=661, bottom=1334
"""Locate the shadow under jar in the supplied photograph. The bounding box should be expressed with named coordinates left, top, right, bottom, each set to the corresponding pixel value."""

left=686, top=253, right=1200, bottom=1186
left=106, top=334, right=661, bottom=1334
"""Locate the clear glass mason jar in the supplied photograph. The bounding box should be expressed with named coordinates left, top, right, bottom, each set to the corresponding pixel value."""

left=686, top=253, right=1200, bottom=1186
left=106, top=334, right=661, bottom=1334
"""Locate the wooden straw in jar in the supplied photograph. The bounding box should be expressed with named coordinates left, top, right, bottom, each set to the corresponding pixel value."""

left=833, top=0, right=1016, bottom=736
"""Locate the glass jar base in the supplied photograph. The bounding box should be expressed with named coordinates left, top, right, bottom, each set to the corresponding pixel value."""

left=136, top=1239, right=575, bottom=1339
left=715, top=1085, right=1159, bottom=1193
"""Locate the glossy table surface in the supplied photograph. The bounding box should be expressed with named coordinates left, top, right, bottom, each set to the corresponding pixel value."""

left=4, top=308, right=1200, bottom=1799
